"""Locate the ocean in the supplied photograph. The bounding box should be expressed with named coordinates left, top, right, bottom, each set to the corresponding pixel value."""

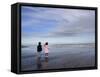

left=21, top=43, right=95, bottom=71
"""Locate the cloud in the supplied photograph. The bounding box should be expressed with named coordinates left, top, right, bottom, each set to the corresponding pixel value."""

left=47, top=10, right=95, bottom=37
left=21, top=6, right=95, bottom=44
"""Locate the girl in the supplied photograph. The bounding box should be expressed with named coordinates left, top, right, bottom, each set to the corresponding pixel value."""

left=44, top=42, right=49, bottom=57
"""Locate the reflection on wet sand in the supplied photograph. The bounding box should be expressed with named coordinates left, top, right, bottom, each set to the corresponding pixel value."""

left=36, top=57, right=42, bottom=69
left=36, top=56, right=49, bottom=69
left=21, top=44, right=95, bottom=71
left=43, top=57, right=49, bottom=69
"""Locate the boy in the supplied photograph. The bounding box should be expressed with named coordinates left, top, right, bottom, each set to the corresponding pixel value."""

left=37, top=42, right=42, bottom=58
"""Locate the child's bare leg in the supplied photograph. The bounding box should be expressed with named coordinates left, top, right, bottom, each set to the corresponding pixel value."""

left=45, top=53, right=48, bottom=57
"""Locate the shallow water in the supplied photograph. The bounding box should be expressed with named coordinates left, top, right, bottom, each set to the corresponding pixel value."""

left=21, top=44, right=95, bottom=71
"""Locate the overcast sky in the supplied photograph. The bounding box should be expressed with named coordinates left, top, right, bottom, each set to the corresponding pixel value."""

left=21, top=6, right=95, bottom=45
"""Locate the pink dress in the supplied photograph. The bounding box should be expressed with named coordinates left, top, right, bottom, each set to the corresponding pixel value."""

left=44, top=45, right=48, bottom=53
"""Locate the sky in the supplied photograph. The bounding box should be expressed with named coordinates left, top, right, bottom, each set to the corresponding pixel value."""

left=21, top=6, right=95, bottom=45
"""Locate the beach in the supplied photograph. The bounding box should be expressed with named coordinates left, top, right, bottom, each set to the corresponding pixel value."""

left=21, top=43, right=95, bottom=71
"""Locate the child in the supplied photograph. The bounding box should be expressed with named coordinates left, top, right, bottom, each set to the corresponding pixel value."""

left=37, top=42, right=42, bottom=58
left=44, top=42, right=49, bottom=57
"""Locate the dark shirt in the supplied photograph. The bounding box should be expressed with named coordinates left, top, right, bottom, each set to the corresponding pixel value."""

left=37, top=45, right=42, bottom=52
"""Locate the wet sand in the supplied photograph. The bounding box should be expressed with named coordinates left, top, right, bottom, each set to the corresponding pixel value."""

left=21, top=43, right=95, bottom=71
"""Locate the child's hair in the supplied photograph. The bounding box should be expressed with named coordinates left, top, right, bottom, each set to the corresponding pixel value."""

left=45, top=42, right=48, bottom=45
left=38, top=42, right=41, bottom=45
